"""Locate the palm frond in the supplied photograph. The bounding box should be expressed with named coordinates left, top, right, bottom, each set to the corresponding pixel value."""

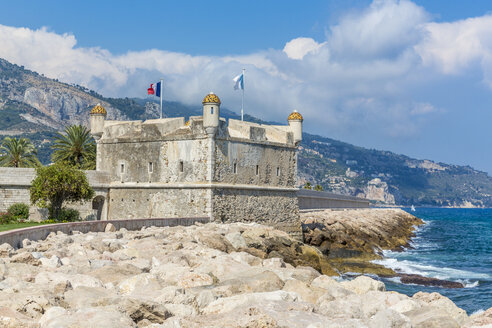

left=51, top=125, right=96, bottom=169
left=0, top=137, right=39, bottom=168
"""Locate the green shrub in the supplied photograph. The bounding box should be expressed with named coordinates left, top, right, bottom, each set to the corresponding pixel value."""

left=0, top=212, right=14, bottom=224
left=30, top=162, right=94, bottom=220
left=7, top=203, right=29, bottom=221
left=56, top=208, right=80, bottom=222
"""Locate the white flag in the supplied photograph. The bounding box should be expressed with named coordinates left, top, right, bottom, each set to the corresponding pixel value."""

left=233, top=73, right=244, bottom=90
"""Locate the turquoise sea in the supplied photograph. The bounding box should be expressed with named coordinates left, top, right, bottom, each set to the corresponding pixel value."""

left=373, top=208, right=492, bottom=314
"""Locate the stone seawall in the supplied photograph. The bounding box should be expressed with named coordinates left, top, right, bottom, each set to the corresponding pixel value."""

left=0, top=216, right=208, bottom=249
left=297, top=189, right=370, bottom=210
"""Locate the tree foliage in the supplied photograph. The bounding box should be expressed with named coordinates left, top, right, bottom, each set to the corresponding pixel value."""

left=314, top=184, right=324, bottom=191
left=0, top=137, right=40, bottom=168
left=303, top=182, right=312, bottom=190
left=30, top=162, right=94, bottom=220
left=51, top=125, right=96, bottom=169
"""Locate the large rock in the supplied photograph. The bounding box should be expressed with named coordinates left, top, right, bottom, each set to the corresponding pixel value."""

left=10, top=253, right=41, bottom=266
left=340, top=276, right=386, bottom=294
left=87, top=263, right=142, bottom=285
left=465, top=307, right=492, bottom=327
left=39, top=306, right=136, bottom=328
left=369, top=309, right=412, bottom=328
left=176, top=272, right=214, bottom=289
left=35, top=272, right=103, bottom=289
left=213, top=271, right=284, bottom=297
left=359, top=291, right=409, bottom=318
left=310, top=275, right=341, bottom=289
left=0, top=306, right=36, bottom=328
left=203, top=291, right=299, bottom=315
left=118, top=298, right=172, bottom=324
left=40, top=255, right=62, bottom=268
left=63, top=286, right=119, bottom=309
left=0, top=243, right=14, bottom=258
left=404, top=306, right=460, bottom=328
left=0, top=259, right=8, bottom=280
left=413, top=292, right=468, bottom=325
left=317, top=298, right=364, bottom=320
left=282, top=279, right=325, bottom=304
left=118, top=273, right=163, bottom=300
left=224, top=232, right=247, bottom=250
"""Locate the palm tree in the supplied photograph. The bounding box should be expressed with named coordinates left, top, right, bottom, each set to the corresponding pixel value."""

left=51, top=125, right=96, bottom=169
left=0, top=137, right=40, bottom=168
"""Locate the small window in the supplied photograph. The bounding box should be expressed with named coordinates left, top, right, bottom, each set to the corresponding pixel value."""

left=233, top=163, right=237, bottom=174
left=148, top=162, right=153, bottom=173
left=276, top=167, right=280, bottom=176
left=120, top=163, right=125, bottom=174
left=211, top=107, right=214, bottom=114
left=179, top=161, right=184, bottom=173
left=256, top=165, right=259, bottom=175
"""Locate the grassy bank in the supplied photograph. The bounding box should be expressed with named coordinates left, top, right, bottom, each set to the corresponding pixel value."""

left=0, top=222, right=47, bottom=232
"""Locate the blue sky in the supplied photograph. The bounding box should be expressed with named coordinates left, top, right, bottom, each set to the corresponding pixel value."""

left=1, top=0, right=492, bottom=174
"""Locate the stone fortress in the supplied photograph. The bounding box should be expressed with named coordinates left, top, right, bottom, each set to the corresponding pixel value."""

left=89, top=92, right=304, bottom=236
left=0, top=91, right=369, bottom=238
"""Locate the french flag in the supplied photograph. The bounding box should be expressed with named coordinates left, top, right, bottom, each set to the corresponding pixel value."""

left=147, top=82, right=161, bottom=97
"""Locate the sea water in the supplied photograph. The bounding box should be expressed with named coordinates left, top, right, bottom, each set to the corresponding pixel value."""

left=374, top=208, right=492, bottom=314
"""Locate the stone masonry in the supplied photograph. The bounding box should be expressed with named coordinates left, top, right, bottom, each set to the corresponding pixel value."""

left=88, top=92, right=305, bottom=237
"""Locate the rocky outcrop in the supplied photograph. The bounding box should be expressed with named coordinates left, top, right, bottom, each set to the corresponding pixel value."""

left=302, top=208, right=423, bottom=275
left=0, top=222, right=486, bottom=327
left=356, top=178, right=396, bottom=204
left=300, top=209, right=470, bottom=289
left=0, top=59, right=127, bottom=132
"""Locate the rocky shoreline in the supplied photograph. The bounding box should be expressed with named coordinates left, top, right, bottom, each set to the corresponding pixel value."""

left=0, top=220, right=490, bottom=327
left=300, top=208, right=466, bottom=288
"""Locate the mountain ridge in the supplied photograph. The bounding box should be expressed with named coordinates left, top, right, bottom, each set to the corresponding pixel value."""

left=1, top=57, right=491, bottom=207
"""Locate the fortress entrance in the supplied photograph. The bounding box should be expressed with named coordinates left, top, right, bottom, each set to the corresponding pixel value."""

left=92, top=196, right=105, bottom=221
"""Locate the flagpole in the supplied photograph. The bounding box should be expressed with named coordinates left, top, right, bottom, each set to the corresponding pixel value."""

left=241, top=68, right=245, bottom=121
left=160, top=79, right=163, bottom=119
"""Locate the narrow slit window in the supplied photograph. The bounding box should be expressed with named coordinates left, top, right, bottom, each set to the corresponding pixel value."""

left=211, top=107, right=214, bottom=114
left=256, top=165, right=259, bottom=175
left=276, top=167, right=280, bottom=176
left=120, top=163, right=125, bottom=174
left=148, top=162, right=153, bottom=173
left=233, top=163, right=237, bottom=174
left=179, top=161, right=184, bottom=173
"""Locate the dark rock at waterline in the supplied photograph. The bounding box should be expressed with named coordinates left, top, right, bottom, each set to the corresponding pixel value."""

left=398, top=274, right=464, bottom=288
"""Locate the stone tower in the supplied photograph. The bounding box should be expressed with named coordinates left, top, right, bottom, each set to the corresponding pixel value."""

left=202, top=92, right=221, bottom=135
left=288, top=110, right=303, bottom=145
left=89, top=103, right=107, bottom=171
left=89, top=103, right=107, bottom=140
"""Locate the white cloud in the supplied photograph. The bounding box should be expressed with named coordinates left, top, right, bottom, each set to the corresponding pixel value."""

left=328, top=0, right=429, bottom=60
left=410, top=102, right=438, bottom=115
left=415, top=14, right=492, bottom=90
left=283, top=37, right=325, bottom=60
left=0, top=0, right=491, bottom=141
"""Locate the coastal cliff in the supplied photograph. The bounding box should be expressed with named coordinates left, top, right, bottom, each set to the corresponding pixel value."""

left=0, top=222, right=490, bottom=327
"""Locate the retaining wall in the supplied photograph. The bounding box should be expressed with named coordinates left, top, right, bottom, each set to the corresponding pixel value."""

left=0, top=167, right=110, bottom=220
left=0, top=216, right=209, bottom=249
left=297, top=189, right=370, bottom=210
